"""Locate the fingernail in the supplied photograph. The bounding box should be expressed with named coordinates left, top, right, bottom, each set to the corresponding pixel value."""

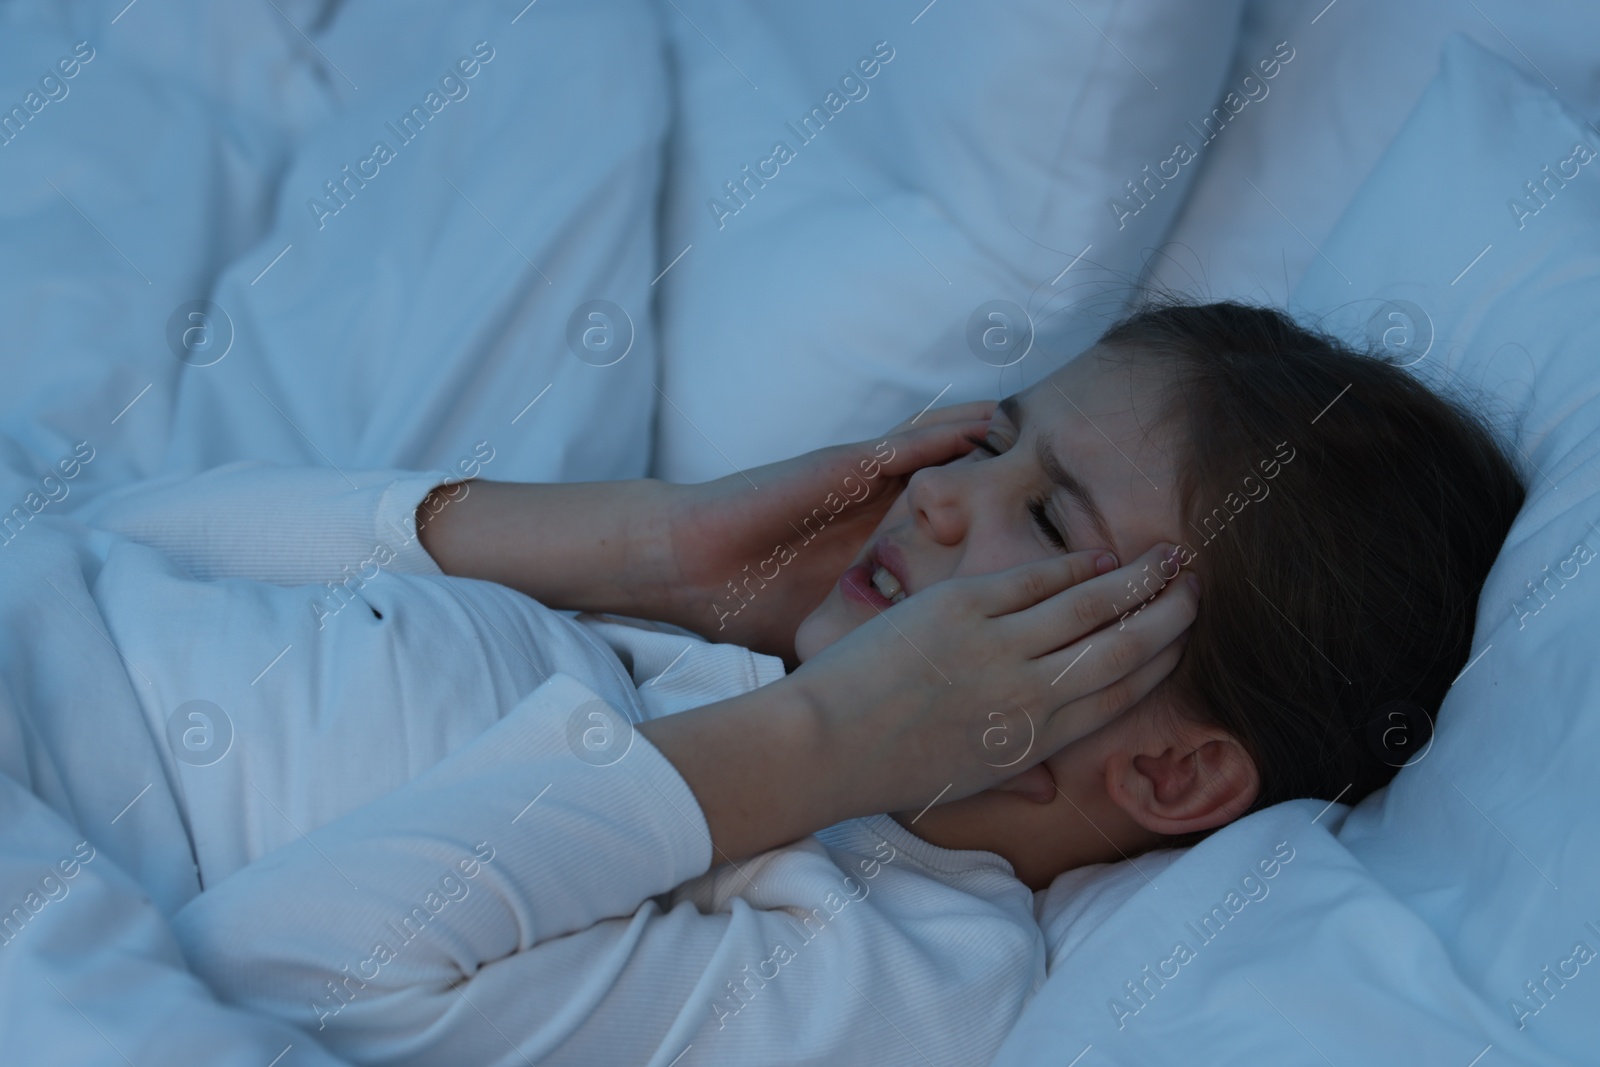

left=1094, top=552, right=1119, bottom=574
left=1163, top=543, right=1182, bottom=570
left=1186, top=573, right=1201, bottom=596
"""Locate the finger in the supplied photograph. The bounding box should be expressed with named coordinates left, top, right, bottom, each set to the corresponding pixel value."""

left=865, top=417, right=996, bottom=479
left=886, top=398, right=997, bottom=436
left=1038, top=630, right=1190, bottom=757
left=957, top=545, right=1132, bottom=624
left=909, top=398, right=999, bottom=428
left=1003, top=542, right=1182, bottom=656
left=763, top=416, right=984, bottom=511
left=1034, top=564, right=1197, bottom=701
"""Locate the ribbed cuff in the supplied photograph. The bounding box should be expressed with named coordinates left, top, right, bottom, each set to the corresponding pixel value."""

left=375, top=471, right=459, bottom=577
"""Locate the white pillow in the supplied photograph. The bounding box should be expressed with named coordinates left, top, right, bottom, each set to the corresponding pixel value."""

left=1145, top=0, right=1600, bottom=306
left=652, top=0, right=1246, bottom=481
left=1296, top=35, right=1600, bottom=1062
left=158, top=0, right=670, bottom=485
left=993, top=37, right=1600, bottom=1067
left=0, top=3, right=320, bottom=503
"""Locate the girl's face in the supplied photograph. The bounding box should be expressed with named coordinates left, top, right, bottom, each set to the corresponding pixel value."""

left=795, top=348, right=1182, bottom=660
left=793, top=348, right=1192, bottom=887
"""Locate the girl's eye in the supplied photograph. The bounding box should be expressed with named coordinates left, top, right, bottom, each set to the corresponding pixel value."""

left=1027, top=497, right=1068, bottom=551
left=964, top=433, right=1002, bottom=457
left=963, top=435, right=1069, bottom=551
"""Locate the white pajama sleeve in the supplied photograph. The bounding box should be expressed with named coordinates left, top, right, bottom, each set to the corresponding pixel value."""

left=173, top=672, right=715, bottom=1062
left=68, top=461, right=454, bottom=584
left=0, top=774, right=349, bottom=1067
left=172, top=674, right=1039, bottom=1067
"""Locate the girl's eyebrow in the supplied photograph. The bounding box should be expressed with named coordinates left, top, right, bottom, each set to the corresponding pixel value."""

left=998, top=393, right=1117, bottom=552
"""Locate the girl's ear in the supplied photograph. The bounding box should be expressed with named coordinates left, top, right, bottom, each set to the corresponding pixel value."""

left=1102, top=719, right=1259, bottom=838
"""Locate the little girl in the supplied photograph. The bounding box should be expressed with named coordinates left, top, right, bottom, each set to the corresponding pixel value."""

left=69, top=301, right=1524, bottom=1065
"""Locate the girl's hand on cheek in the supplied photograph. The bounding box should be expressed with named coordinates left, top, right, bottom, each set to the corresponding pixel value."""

left=782, top=543, right=1199, bottom=821
left=659, top=400, right=997, bottom=661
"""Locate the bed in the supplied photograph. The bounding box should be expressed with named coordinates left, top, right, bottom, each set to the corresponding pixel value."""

left=2, top=0, right=1598, bottom=1063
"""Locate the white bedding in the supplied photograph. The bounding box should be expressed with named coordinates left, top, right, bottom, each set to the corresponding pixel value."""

left=1143, top=0, right=1600, bottom=305
left=652, top=0, right=1248, bottom=482
left=995, top=32, right=1600, bottom=1067
left=0, top=0, right=666, bottom=512
left=3, top=2, right=1599, bottom=1065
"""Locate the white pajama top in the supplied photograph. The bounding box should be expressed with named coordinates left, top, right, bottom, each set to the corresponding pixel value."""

left=0, top=463, right=1047, bottom=1066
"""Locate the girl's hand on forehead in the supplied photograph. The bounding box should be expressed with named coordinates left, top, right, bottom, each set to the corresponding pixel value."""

left=657, top=399, right=997, bottom=663
left=784, top=543, right=1199, bottom=821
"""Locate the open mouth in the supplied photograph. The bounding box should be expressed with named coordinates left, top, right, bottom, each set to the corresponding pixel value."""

left=839, top=540, right=913, bottom=609
left=869, top=563, right=907, bottom=603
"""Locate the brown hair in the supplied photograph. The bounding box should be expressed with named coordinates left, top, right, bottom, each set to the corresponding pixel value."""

left=1096, top=300, right=1525, bottom=812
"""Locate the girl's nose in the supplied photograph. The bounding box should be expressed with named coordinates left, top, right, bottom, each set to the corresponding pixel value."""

left=905, top=463, right=969, bottom=546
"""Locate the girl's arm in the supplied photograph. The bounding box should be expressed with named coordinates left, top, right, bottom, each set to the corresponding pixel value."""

left=171, top=673, right=1039, bottom=1067
left=66, top=403, right=994, bottom=664
left=419, top=405, right=997, bottom=662
left=414, top=474, right=681, bottom=625
left=174, top=549, right=1191, bottom=1065
left=643, top=544, right=1199, bottom=861
left=69, top=460, right=455, bottom=586
left=64, top=457, right=670, bottom=605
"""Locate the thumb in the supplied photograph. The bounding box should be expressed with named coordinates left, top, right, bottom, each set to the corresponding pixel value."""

left=989, top=763, right=1056, bottom=804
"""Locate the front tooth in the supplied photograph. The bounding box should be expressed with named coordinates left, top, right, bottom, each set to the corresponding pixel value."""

left=871, top=564, right=904, bottom=600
